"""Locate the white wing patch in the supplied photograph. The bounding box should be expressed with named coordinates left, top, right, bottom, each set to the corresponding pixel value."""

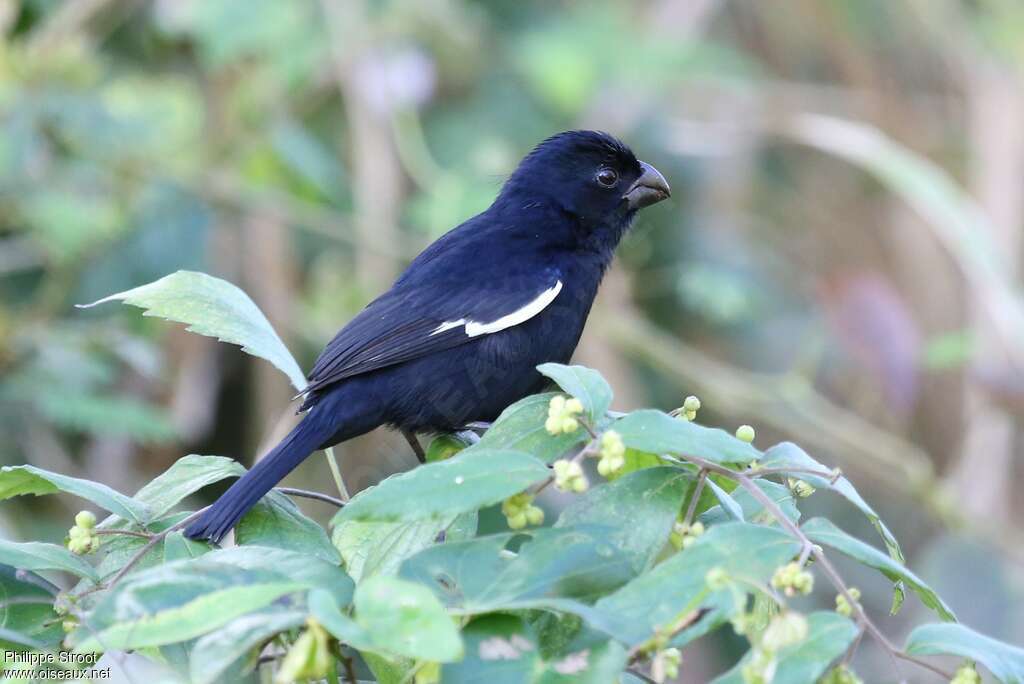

left=430, top=280, right=563, bottom=338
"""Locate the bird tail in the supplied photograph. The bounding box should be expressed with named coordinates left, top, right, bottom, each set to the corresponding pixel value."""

left=184, top=412, right=337, bottom=543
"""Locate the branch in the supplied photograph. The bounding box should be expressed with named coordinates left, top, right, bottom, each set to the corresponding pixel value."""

left=275, top=487, right=346, bottom=508
left=106, top=508, right=208, bottom=587
left=681, top=469, right=708, bottom=527
left=672, top=454, right=955, bottom=681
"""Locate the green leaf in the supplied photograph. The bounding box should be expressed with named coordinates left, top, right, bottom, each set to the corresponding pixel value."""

left=79, top=270, right=307, bottom=391
left=134, top=455, right=244, bottom=519
left=355, top=575, right=463, bottom=662
left=612, top=410, right=760, bottom=465
left=425, top=435, right=467, bottom=462
left=801, top=518, right=956, bottom=621
left=905, top=623, right=1024, bottom=683
left=537, top=363, right=613, bottom=421
left=162, top=530, right=211, bottom=562
left=760, top=443, right=903, bottom=564
left=331, top=517, right=452, bottom=583
left=555, top=467, right=688, bottom=574
left=335, top=448, right=549, bottom=523
left=0, top=540, right=99, bottom=583
left=591, top=523, right=801, bottom=645
left=476, top=393, right=590, bottom=463
left=204, top=546, right=353, bottom=607
left=711, top=612, right=858, bottom=684
left=0, top=465, right=150, bottom=524
left=235, top=491, right=340, bottom=564
left=706, top=479, right=744, bottom=522
left=311, top=577, right=464, bottom=663
left=190, top=607, right=305, bottom=684
left=700, top=480, right=798, bottom=527
left=442, top=614, right=537, bottom=683
left=71, top=562, right=305, bottom=652
left=0, top=565, right=63, bottom=650
left=401, top=526, right=636, bottom=615
left=442, top=614, right=628, bottom=683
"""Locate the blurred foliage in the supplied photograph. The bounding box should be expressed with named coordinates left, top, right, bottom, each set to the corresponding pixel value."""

left=2, top=0, right=1024, bottom=680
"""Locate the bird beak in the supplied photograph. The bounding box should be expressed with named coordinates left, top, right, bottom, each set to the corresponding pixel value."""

left=624, top=161, right=671, bottom=210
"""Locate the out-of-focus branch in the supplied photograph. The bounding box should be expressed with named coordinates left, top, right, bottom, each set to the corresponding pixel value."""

left=597, top=312, right=1024, bottom=565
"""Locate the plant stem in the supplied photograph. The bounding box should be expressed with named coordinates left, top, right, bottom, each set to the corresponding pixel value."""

left=672, top=453, right=955, bottom=681
left=275, top=487, right=345, bottom=508
left=324, top=447, right=349, bottom=502
left=682, top=469, right=708, bottom=527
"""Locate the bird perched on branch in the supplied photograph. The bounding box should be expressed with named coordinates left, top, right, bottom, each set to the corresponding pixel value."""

left=185, top=130, right=670, bottom=542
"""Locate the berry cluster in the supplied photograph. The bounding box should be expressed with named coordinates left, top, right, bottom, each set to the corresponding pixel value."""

left=501, top=492, right=544, bottom=529
left=552, top=459, right=588, bottom=493
left=596, top=430, right=625, bottom=477
left=66, top=511, right=100, bottom=555
left=669, top=520, right=704, bottom=550
left=835, top=587, right=861, bottom=617
left=680, top=395, right=701, bottom=421
left=545, top=395, right=584, bottom=435
left=770, top=561, right=814, bottom=596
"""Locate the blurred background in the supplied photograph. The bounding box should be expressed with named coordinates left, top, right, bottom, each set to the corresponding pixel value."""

left=1, top=0, right=1022, bottom=680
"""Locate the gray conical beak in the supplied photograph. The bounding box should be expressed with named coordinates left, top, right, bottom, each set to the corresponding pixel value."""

left=624, top=161, right=671, bottom=210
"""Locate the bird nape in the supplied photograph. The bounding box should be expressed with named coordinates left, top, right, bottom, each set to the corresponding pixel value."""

left=185, top=130, right=670, bottom=542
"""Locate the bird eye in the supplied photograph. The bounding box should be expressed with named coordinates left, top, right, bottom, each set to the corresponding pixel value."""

left=596, top=168, right=618, bottom=188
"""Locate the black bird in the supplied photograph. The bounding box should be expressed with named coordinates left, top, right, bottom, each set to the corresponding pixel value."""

left=185, top=130, right=670, bottom=542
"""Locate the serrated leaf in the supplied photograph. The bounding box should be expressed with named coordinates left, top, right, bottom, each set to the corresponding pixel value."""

left=190, top=607, right=305, bottom=684
left=476, top=393, right=589, bottom=463
left=711, top=612, right=858, bottom=684
left=802, top=518, right=955, bottom=621
left=537, top=363, right=613, bottom=422
left=590, top=523, right=801, bottom=645
left=235, top=491, right=340, bottom=564
left=905, top=623, right=1024, bottom=683
left=79, top=271, right=306, bottom=391
left=0, top=540, right=99, bottom=583
left=0, top=465, right=150, bottom=524
left=332, top=517, right=452, bottom=583
left=334, top=448, right=549, bottom=523
left=555, top=467, right=688, bottom=574
left=134, top=455, right=244, bottom=519
left=612, top=410, right=760, bottom=465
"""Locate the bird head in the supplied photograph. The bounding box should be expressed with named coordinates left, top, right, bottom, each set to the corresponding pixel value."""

left=498, top=130, right=670, bottom=244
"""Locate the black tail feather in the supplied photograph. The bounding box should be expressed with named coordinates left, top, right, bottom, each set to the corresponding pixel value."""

left=185, top=415, right=332, bottom=542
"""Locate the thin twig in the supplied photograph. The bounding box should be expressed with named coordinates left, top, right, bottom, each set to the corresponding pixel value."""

left=682, top=469, right=708, bottom=527
left=323, top=446, right=349, bottom=502
left=107, top=509, right=208, bottom=587
left=674, top=454, right=956, bottom=681
left=275, top=487, right=346, bottom=508
left=92, top=529, right=153, bottom=539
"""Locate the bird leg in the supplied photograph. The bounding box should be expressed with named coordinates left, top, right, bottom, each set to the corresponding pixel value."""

left=402, top=429, right=426, bottom=464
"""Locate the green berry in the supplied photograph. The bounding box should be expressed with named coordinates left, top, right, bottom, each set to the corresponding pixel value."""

left=683, top=395, right=701, bottom=412
left=787, top=478, right=815, bottom=498
left=950, top=663, right=981, bottom=684
left=62, top=619, right=77, bottom=633
left=525, top=505, right=544, bottom=526
left=736, top=425, right=756, bottom=443
left=68, top=526, right=86, bottom=540
left=75, top=511, right=97, bottom=529
left=507, top=512, right=527, bottom=530
left=762, top=612, right=808, bottom=651
left=415, top=661, right=441, bottom=684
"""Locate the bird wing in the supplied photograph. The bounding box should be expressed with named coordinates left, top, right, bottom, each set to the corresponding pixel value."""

left=301, top=267, right=563, bottom=396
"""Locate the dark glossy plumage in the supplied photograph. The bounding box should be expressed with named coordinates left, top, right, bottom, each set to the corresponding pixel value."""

left=185, top=130, right=670, bottom=542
